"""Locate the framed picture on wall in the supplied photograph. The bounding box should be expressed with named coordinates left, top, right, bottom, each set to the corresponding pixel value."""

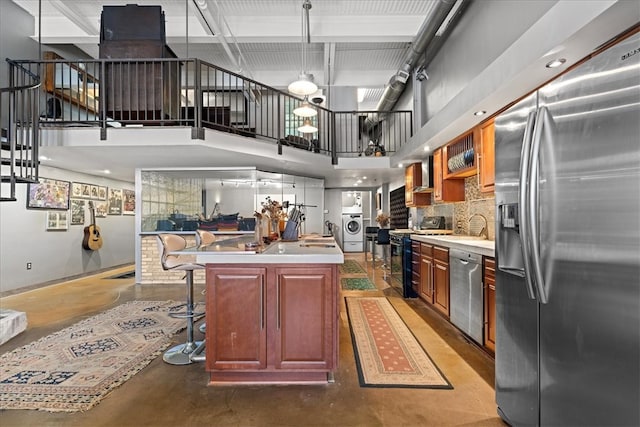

left=122, top=189, right=135, bottom=215
left=376, top=193, right=382, bottom=210
left=27, top=178, right=70, bottom=210
left=70, top=199, right=86, bottom=225
left=71, top=182, right=83, bottom=198
left=97, top=186, right=107, bottom=201
left=46, top=211, right=69, bottom=231
left=94, top=201, right=108, bottom=218
left=108, top=188, right=123, bottom=215
left=72, top=181, right=94, bottom=199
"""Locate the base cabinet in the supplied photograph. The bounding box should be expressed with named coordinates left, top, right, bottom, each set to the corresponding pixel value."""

left=419, top=243, right=433, bottom=302
left=432, top=246, right=450, bottom=317
left=483, top=257, right=496, bottom=353
left=417, top=242, right=450, bottom=318
left=205, top=264, right=338, bottom=383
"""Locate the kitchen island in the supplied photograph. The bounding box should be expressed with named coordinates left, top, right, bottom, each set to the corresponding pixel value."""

left=188, top=235, right=343, bottom=384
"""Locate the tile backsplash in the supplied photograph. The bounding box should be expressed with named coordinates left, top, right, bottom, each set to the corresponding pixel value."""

left=412, top=175, right=495, bottom=239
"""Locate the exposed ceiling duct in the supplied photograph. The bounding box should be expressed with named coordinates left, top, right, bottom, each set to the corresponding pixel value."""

left=377, top=0, right=464, bottom=112
left=364, top=0, right=466, bottom=139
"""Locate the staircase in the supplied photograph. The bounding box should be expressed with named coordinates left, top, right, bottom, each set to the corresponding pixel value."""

left=0, top=62, right=41, bottom=202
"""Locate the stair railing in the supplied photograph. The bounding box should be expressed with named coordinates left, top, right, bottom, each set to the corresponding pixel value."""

left=1, top=60, right=41, bottom=202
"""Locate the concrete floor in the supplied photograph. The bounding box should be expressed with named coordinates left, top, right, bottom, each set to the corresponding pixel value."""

left=0, top=254, right=504, bottom=427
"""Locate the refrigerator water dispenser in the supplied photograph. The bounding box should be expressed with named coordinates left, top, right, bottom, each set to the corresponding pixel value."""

left=497, top=203, right=525, bottom=277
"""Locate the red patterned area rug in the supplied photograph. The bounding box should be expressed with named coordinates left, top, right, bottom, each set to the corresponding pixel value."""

left=0, top=300, right=204, bottom=412
left=345, top=297, right=452, bottom=389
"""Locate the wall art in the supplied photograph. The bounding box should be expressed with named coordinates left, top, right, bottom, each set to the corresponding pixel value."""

left=27, top=178, right=70, bottom=210
left=46, top=211, right=69, bottom=231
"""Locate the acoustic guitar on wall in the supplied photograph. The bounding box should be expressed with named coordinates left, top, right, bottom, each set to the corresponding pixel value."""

left=82, top=201, right=103, bottom=251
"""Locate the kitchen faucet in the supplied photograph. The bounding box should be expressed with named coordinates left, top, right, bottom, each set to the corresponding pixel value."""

left=469, top=213, right=488, bottom=240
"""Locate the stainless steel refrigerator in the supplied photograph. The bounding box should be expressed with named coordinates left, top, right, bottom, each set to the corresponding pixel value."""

left=494, top=30, right=639, bottom=426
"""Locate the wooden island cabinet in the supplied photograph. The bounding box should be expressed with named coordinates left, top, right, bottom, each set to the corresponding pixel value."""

left=205, top=264, right=337, bottom=382
left=192, top=235, right=342, bottom=384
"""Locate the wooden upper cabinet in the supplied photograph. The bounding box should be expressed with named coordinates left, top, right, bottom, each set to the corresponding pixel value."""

left=405, top=163, right=431, bottom=207
left=479, top=120, right=495, bottom=193
left=433, top=149, right=465, bottom=203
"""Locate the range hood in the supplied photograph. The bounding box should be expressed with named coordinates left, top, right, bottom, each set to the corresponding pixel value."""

left=414, top=156, right=434, bottom=193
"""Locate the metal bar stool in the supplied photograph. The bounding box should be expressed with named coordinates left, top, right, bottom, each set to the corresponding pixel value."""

left=364, top=226, right=379, bottom=269
left=157, top=234, right=205, bottom=365
left=195, top=229, right=216, bottom=247
left=376, top=229, right=391, bottom=278
left=193, top=229, right=216, bottom=338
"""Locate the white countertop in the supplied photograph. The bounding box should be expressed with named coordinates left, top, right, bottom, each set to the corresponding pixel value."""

left=410, top=234, right=495, bottom=257
left=191, top=236, right=344, bottom=264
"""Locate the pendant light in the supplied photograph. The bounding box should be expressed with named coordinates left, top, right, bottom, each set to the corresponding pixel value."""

left=293, top=96, right=318, bottom=117
left=298, top=118, right=318, bottom=134
left=288, top=0, right=317, bottom=96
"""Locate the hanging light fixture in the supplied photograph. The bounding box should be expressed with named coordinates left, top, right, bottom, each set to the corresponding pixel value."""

left=293, top=96, right=318, bottom=117
left=298, top=118, right=318, bottom=133
left=288, top=0, right=317, bottom=96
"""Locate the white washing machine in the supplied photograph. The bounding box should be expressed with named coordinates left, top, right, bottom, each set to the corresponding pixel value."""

left=342, top=213, right=363, bottom=252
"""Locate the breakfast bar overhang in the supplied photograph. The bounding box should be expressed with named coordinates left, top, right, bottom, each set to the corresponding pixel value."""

left=189, top=236, right=344, bottom=384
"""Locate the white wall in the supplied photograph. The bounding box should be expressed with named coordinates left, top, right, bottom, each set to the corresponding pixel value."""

left=422, top=0, right=555, bottom=124
left=0, top=167, right=135, bottom=293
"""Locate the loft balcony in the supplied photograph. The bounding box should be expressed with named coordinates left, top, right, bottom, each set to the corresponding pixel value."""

left=6, top=53, right=413, bottom=164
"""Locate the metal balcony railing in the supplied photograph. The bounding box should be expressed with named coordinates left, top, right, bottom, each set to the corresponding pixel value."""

left=6, top=55, right=412, bottom=170
left=1, top=61, right=41, bottom=202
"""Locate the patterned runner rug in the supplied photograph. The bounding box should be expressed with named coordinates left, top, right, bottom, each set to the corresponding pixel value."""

left=345, top=297, right=452, bottom=389
left=339, top=259, right=366, bottom=274
left=0, top=300, right=203, bottom=412
left=341, top=277, right=377, bottom=290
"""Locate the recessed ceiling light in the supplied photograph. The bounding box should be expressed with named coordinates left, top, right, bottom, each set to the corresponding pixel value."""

left=354, top=183, right=358, bottom=186
left=423, top=146, right=430, bottom=152
left=398, top=163, right=403, bottom=168
left=104, top=169, right=111, bottom=174
left=362, top=176, right=367, bottom=180
left=38, top=155, right=49, bottom=161
left=546, top=58, right=566, bottom=68
left=474, top=110, right=487, bottom=116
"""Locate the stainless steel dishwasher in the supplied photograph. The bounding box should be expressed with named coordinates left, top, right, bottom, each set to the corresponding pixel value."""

left=449, top=248, right=483, bottom=345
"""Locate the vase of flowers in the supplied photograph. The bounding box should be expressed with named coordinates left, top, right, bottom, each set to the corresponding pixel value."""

left=376, top=212, right=390, bottom=228
left=261, top=197, right=286, bottom=238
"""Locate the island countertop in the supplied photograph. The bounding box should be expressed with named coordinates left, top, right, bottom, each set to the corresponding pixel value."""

left=178, top=234, right=344, bottom=264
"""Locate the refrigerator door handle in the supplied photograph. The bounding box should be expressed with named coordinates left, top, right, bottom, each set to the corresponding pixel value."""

left=518, top=110, right=538, bottom=300
left=528, top=106, right=550, bottom=304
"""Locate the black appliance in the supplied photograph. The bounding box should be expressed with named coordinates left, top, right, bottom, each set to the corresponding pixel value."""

left=389, top=216, right=446, bottom=298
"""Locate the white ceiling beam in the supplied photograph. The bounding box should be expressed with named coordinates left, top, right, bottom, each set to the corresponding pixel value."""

left=49, top=0, right=98, bottom=36
left=189, top=0, right=251, bottom=76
